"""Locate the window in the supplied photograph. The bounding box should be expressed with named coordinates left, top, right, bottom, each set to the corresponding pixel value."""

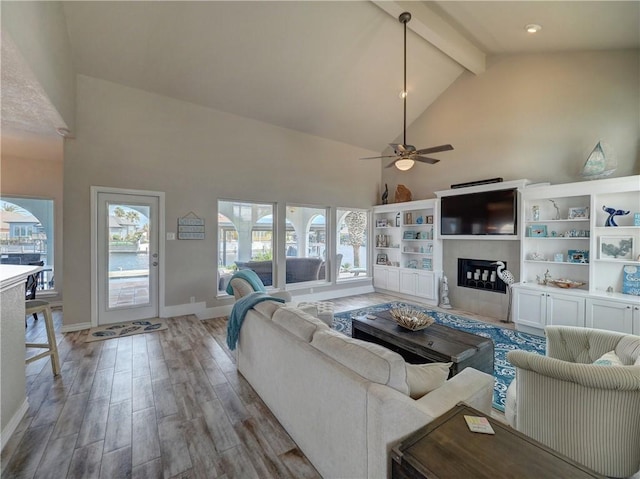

left=336, top=209, right=369, bottom=280
left=285, top=205, right=328, bottom=284
left=218, top=200, right=274, bottom=293
left=0, top=197, right=55, bottom=291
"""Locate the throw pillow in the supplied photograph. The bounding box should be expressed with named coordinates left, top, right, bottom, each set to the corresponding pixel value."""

left=593, top=350, right=624, bottom=366
left=406, top=362, right=452, bottom=399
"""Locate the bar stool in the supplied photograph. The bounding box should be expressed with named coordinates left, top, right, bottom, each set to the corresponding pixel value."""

left=25, top=299, right=60, bottom=376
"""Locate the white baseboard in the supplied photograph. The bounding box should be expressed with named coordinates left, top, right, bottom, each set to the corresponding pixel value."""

left=1, top=398, right=29, bottom=452
left=292, top=284, right=374, bottom=303
left=61, top=321, right=92, bottom=333
left=161, top=301, right=208, bottom=319
left=196, top=304, right=234, bottom=320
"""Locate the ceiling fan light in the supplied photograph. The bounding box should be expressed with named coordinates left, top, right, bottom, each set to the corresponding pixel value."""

left=525, top=23, right=542, bottom=33
left=395, top=158, right=414, bottom=171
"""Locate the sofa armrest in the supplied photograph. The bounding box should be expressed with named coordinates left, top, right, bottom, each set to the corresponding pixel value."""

left=365, top=367, right=494, bottom=479
left=366, top=384, right=434, bottom=479
left=507, top=350, right=640, bottom=390
left=269, top=290, right=292, bottom=302
left=416, top=367, right=494, bottom=418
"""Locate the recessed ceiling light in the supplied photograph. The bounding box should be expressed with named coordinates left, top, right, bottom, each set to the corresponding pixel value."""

left=525, top=24, right=542, bottom=34
left=56, top=127, right=71, bottom=137
left=399, top=90, right=407, bottom=99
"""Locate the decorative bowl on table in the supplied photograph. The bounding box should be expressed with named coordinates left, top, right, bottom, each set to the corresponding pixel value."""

left=549, top=279, right=586, bottom=289
left=389, top=307, right=435, bottom=331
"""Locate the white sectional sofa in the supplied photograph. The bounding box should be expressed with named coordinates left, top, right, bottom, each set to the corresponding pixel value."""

left=236, top=301, right=495, bottom=479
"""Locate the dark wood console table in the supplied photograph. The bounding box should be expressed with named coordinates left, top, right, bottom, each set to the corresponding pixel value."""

left=391, top=403, right=603, bottom=479
left=351, top=310, right=493, bottom=376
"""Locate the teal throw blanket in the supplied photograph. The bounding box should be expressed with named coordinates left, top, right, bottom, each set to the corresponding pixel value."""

left=226, top=292, right=284, bottom=350
left=225, top=269, right=266, bottom=296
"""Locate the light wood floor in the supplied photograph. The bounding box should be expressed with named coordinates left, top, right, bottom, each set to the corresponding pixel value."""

left=2, top=293, right=510, bottom=478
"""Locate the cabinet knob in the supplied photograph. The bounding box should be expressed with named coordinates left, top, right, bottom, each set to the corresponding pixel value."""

left=626, top=306, right=632, bottom=309
left=635, top=306, right=639, bottom=310
left=541, top=293, right=545, bottom=296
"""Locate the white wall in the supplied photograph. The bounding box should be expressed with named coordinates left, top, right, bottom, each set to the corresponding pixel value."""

left=63, top=76, right=380, bottom=326
left=383, top=50, right=639, bottom=198
left=381, top=49, right=639, bottom=319
left=2, top=1, right=76, bottom=132
left=0, top=136, right=64, bottom=302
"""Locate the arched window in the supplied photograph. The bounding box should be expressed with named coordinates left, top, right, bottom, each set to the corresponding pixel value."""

left=0, top=198, right=55, bottom=290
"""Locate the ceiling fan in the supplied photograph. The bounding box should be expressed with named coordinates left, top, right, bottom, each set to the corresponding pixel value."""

left=361, top=11, right=453, bottom=171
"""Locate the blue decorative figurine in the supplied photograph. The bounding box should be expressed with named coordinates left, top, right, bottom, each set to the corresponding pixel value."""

left=603, top=205, right=630, bottom=227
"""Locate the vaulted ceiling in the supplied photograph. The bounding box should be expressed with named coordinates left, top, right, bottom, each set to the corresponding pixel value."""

left=2, top=1, right=639, bottom=157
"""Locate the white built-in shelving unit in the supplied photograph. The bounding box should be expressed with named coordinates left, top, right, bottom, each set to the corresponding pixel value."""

left=513, top=175, right=640, bottom=335
left=372, top=199, right=441, bottom=304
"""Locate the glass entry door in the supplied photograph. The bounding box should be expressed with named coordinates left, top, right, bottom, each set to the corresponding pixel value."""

left=96, top=192, right=159, bottom=324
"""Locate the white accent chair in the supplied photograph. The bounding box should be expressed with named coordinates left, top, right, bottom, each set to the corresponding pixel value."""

left=505, top=326, right=640, bottom=478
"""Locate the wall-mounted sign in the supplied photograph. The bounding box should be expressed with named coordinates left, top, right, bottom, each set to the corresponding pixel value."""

left=178, top=212, right=205, bottom=239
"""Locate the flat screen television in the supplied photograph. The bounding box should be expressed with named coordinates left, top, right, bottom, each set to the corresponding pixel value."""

left=440, top=188, right=517, bottom=236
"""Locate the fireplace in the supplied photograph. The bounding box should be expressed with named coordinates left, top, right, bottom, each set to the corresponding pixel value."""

left=457, top=258, right=507, bottom=294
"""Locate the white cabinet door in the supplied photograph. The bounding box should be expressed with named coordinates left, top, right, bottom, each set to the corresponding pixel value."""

left=388, top=268, right=400, bottom=292
left=513, top=288, right=547, bottom=330
left=546, top=292, right=585, bottom=327
left=586, top=298, right=634, bottom=334
left=400, top=270, right=417, bottom=296
left=635, top=306, right=640, bottom=335
left=373, top=266, right=387, bottom=290
left=416, top=271, right=436, bottom=300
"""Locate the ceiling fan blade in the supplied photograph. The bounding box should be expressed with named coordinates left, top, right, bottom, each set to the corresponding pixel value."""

left=360, top=155, right=398, bottom=160
left=414, top=156, right=440, bottom=165
left=414, top=144, right=454, bottom=155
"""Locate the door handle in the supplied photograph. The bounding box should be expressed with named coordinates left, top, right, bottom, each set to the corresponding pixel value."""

left=153, top=262, right=158, bottom=267
left=152, top=253, right=158, bottom=258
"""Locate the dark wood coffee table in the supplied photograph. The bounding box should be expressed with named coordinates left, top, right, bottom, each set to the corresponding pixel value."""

left=391, top=403, right=603, bottom=478
left=351, top=310, right=493, bottom=376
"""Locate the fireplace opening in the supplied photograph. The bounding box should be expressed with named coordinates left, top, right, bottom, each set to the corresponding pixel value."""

left=457, top=258, right=507, bottom=294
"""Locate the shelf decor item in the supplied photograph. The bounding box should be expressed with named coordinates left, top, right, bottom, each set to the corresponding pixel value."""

left=532, top=205, right=540, bottom=221
left=600, top=237, right=633, bottom=260
left=603, top=205, right=630, bottom=227
left=528, top=224, right=548, bottom=237
left=581, top=140, right=617, bottom=180
left=548, top=199, right=561, bottom=220
left=549, top=279, right=586, bottom=289
left=622, top=265, right=640, bottom=296
left=568, top=207, right=589, bottom=219
left=567, top=249, right=589, bottom=263
left=389, top=307, right=435, bottom=331
left=376, top=253, right=388, bottom=265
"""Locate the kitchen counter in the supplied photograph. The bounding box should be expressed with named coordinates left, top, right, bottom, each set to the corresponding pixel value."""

left=0, top=264, right=41, bottom=450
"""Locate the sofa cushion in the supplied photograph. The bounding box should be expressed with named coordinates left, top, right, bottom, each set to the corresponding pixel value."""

left=253, top=300, right=283, bottom=319
left=593, top=350, right=624, bottom=366
left=272, top=306, right=329, bottom=342
left=406, top=362, right=452, bottom=399
left=311, top=329, right=410, bottom=395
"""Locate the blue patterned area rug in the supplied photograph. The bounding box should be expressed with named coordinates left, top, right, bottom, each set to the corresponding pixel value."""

left=332, top=302, right=545, bottom=412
